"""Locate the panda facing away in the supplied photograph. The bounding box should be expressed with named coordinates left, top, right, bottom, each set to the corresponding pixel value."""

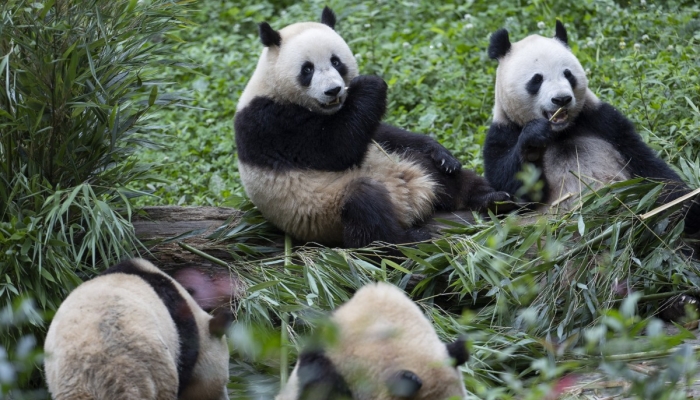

left=44, top=259, right=233, bottom=400
left=276, top=282, right=469, bottom=400
left=483, top=21, right=700, bottom=234
left=235, top=7, right=509, bottom=249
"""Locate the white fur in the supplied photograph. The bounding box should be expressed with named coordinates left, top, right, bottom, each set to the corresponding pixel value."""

left=277, top=282, right=467, bottom=400
left=543, top=135, right=630, bottom=210
left=44, top=259, right=230, bottom=400
left=239, top=147, right=437, bottom=244
left=493, top=35, right=596, bottom=130
left=237, top=22, right=358, bottom=114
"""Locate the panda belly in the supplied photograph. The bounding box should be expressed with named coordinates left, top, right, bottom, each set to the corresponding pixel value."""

left=542, top=135, right=630, bottom=211
left=238, top=146, right=437, bottom=244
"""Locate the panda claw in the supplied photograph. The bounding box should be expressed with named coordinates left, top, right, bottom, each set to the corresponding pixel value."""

left=441, top=159, right=445, bottom=166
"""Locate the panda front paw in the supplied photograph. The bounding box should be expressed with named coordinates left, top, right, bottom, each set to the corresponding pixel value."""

left=430, top=146, right=462, bottom=175
left=467, top=189, right=512, bottom=210
left=346, top=75, right=388, bottom=116
left=348, top=75, right=388, bottom=97
left=518, top=118, right=553, bottom=161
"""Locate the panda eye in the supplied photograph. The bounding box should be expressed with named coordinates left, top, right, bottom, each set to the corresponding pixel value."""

left=563, top=69, right=577, bottom=88
left=301, top=62, right=314, bottom=75
left=526, top=73, right=544, bottom=95
left=331, top=56, right=340, bottom=67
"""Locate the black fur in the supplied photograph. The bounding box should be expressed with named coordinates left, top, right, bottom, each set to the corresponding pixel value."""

left=488, top=28, right=511, bottom=60
left=483, top=103, right=700, bottom=234
left=374, top=124, right=510, bottom=212
left=446, top=337, right=469, bottom=367
left=341, top=178, right=431, bottom=248
left=235, top=75, right=388, bottom=172
left=298, top=61, right=314, bottom=87
left=101, top=260, right=199, bottom=396
left=321, top=6, right=336, bottom=30
left=563, top=69, right=577, bottom=89
left=386, top=370, right=422, bottom=398
left=331, top=55, right=348, bottom=77
left=295, top=350, right=352, bottom=400
left=209, top=308, right=233, bottom=338
left=259, top=22, right=281, bottom=47
left=555, top=20, right=568, bottom=45
left=525, top=74, right=543, bottom=95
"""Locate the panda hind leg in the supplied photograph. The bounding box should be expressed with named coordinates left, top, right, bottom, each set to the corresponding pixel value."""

left=433, top=168, right=512, bottom=213
left=341, top=178, right=430, bottom=248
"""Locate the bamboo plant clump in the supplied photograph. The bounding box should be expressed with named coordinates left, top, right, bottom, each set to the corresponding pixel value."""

left=0, top=0, right=190, bottom=349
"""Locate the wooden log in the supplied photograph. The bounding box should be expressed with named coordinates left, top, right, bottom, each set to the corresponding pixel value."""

left=133, top=206, right=482, bottom=301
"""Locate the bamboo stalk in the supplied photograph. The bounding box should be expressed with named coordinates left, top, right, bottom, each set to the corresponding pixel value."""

left=177, top=242, right=229, bottom=267
left=640, top=187, right=700, bottom=220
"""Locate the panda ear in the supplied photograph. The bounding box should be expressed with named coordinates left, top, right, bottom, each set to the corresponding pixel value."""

left=555, top=20, right=568, bottom=46
left=321, top=6, right=337, bottom=30
left=446, top=337, right=469, bottom=367
left=208, top=309, right=233, bottom=338
left=488, top=28, right=511, bottom=60
left=258, top=22, right=281, bottom=47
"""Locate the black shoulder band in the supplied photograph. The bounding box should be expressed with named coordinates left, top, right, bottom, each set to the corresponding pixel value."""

left=101, top=260, right=200, bottom=395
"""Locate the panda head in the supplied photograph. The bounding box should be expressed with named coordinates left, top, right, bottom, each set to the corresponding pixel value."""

left=277, top=282, right=468, bottom=400
left=238, top=7, right=359, bottom=115
left=488, top=21, right=593, bottom=131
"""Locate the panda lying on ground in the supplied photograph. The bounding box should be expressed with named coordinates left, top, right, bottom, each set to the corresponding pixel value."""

left=276, top=282, right=469, bottom=400
left=483, top=21, right=700, bottom=234
left=235, top=7, right=508, bottom=249
left=44, top=259, right=233, bottom=400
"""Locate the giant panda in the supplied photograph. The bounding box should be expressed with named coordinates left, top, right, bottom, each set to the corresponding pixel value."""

left=483, top=21, right=700, bottom=234
left=276, top=282, right=469, bottom=399
left=234, top=7, right=509, bottom=249
left=44, top=258, right=233, bottom=400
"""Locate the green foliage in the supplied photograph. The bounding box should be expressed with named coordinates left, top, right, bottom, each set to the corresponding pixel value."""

left=0, top=298, right=46, bottom=399
left=0, top=0, right=191, bottom=349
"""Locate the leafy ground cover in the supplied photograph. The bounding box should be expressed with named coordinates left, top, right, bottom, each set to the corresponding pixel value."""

left=136, top=0, right=700, bottom=398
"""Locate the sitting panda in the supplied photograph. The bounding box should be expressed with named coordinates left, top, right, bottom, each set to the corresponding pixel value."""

left=483, top=21, right=700, bottom=234
left=44, top=258, right=233, bottom=400
left=235, top=7, right=508, bottom=249
left=276, top=282, right=469, bottom=399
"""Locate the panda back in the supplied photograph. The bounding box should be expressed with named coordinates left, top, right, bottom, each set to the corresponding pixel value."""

left=44, top=265, right=180, bottom=399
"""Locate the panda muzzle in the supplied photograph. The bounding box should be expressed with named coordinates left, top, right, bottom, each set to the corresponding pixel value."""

left=546, top=107, right=568, bottom=124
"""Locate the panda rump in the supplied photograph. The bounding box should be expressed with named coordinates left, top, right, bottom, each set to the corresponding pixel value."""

left=43, top=258, right=233, bottom=400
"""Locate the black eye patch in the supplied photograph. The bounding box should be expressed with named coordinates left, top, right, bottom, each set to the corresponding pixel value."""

left=330, top=54, right=348, bottom=76
left=298, top=61, right=314, bottom=87
left=526, top=73, right=543, bottom=95
left=564, top=69, right=577, bottom=89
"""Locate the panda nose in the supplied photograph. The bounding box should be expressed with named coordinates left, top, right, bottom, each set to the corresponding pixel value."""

left=324, top=86, right=341, bottom=97
left=551, top=96, right=572, bottom=106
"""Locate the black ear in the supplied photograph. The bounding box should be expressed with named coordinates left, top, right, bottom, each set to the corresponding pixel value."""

left=297, top=350, right=353, bottom=399
left=208, top=309, right=233, bottom=338
left=321, top=6, right=336, bottom=30
left=446, top=337, right=469, bottom=367
left=488, top=28, right=511, bottom=60
left=258, top=22, right=281, bottom=47
left=386, top=370, right=422, bottom=398
left=555, top=20, right=568, bottom=46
